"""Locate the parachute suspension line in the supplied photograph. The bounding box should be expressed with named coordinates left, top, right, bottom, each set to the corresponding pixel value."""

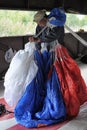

left=62, top=0, right=87, bottom=47
left=65, top=24, right=87, bottom=47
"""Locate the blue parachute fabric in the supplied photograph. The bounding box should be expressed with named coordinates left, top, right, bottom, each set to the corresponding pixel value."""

left=14, top=77, right=45, bottom=128
left=14, top=50, right=46, bottom=128
left=34, top=50, right=44, bottom=74
left=35, top=67, right=67, bottom=122
left=14, top=50, right=67, bottom=128
left=42, top=50, right=53, bottom=81
left=34, top=50, right=45, bottom=88
left=48, top=8, right=66, bottom=26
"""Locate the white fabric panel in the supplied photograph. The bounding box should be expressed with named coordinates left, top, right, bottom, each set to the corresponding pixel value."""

left=4, top=42, right=38, bottom=107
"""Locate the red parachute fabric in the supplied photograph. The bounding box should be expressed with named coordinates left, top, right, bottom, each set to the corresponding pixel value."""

left=54, top=44, right=87, bottom=118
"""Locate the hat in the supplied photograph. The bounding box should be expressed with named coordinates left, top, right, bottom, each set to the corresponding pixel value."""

left=33, top=10, right=46, bottom=23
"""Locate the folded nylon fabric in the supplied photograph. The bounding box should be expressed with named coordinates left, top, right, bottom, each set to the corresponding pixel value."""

left=14, top=50, right=66, bottom=128
left=48, top=8, right=66, bottom=27
left=13, top=44, right=87, bottom=128
left=4, top=42, right=38, bottom=107
left=54, top=44, right=87, bottom=118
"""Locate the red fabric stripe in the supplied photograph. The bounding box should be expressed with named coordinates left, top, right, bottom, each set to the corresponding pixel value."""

left=7, top=121, right=68, bottom=130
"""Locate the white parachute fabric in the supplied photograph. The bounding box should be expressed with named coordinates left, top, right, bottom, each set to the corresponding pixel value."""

left=4, top=42, right=38, bottom=107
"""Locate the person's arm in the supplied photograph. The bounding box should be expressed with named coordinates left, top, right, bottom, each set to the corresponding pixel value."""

left=29, top=25, right=42, bottom=43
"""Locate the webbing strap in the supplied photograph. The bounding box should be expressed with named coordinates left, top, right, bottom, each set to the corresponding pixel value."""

left=65, top=24, right=87, bottom=47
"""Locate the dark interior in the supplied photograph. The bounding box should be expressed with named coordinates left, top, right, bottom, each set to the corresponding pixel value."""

left=0, top=0, right=87, bottom=14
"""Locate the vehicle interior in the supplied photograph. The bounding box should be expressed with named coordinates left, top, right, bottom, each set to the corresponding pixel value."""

left=0, top=0, right=87, bottom=130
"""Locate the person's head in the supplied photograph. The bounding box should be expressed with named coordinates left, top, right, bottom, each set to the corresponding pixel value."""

left=33, top=10, right=48, bottom=27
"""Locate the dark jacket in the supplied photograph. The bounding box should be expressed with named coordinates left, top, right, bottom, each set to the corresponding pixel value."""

left=35, top=25, right=64, bottom=50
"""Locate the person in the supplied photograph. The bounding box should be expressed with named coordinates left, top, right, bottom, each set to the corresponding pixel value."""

left=29, top=8, right=66, bottom=51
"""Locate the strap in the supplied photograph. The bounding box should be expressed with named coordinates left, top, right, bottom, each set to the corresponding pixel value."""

left=65, top=24, right=87, bottom=47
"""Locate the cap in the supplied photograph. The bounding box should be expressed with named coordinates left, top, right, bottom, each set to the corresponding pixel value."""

left=33, top=10, right=46, bottom=23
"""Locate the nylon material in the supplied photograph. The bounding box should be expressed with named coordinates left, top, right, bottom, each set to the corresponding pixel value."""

left=54, top=45, right=87, bottom=117
left=14, top=50, right=66, bottom=128
left=5, top=48, right=17, bottom=63
left=7, top=44, right=87, bottom=128
left=4, top=43, right=38, bottom=107
left=48, top=8, right=66, bottom=27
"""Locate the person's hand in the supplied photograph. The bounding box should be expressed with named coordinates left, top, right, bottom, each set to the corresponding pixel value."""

left=29, top=36, right=41, bottom=43
left=29, top=36, right=35, bottom=42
